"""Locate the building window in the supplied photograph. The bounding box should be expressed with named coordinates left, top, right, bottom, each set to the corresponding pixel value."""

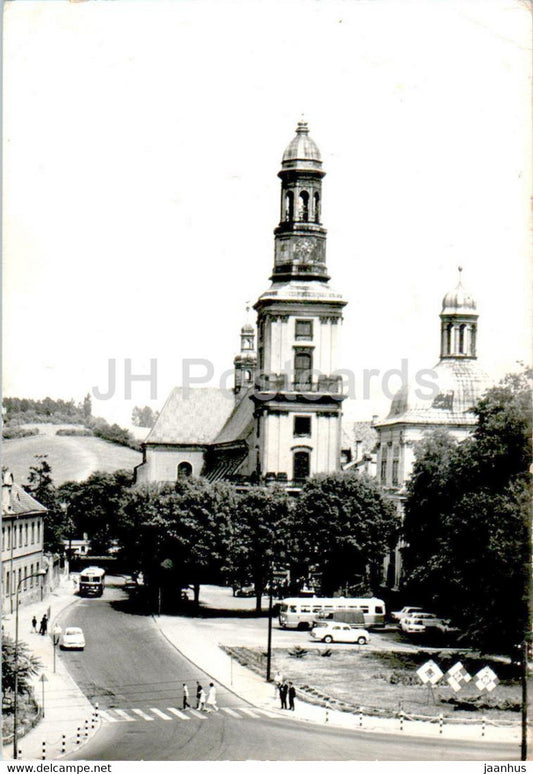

left=314, top=192, right=320, bottom=223
left=295, top=319, right=313, bottom=341
left=5, top=571, right=9, bottom=597
left=19, top=525, right=23, bottom=547
left=392, top=460, right=399, bottom=487
left=380, top=449, right=388, bottom=485
left=30, top=564, right=34, bottom=587
left=285, top=190, right=294, bottom=221
left=13, top=525, right=17, bottom=549
left=293, top=450, right=310, bottom=482
left=177, top=462, right=193, bottom=480
left=25, top=524, right=28, bottom=546
left=298, top=190, right=309, bottom=222
left=458, top=324, right=465, bottom=354
left=294, top=350, right=313, bottom=387
left=294, top=416, right=311, bottom=437
left=31, top=522, right=35, bottom=544
left=1, top=528, right=4, bottom=551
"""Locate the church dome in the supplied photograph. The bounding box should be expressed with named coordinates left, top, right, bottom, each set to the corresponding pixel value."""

left=441, top=269, right=477, bottom=316
left=281, top=120, right=322, bottom=171
left=383, top=358, right=490, bottom=426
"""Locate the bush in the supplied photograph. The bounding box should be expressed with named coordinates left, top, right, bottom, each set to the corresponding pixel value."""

left=56, top=428, right=93, bottom=437
left=2, top=427, right=39, bottom=439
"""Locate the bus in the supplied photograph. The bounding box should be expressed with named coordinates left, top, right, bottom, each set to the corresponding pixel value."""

left=278, top=597, right=386, bottom=630
left=79, top=567, right=106, bottom=597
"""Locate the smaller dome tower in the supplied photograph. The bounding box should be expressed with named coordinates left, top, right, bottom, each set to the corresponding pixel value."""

left=233, top=313, right=257, bottom=396
left=440, top=267, right=478, bottom=358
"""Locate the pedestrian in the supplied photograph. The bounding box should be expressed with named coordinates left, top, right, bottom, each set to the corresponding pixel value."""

left=273, top=670, right=283, bottom=699
left=32, top=615, right=37, bottom=633
left=279, top=680, right=288, bottom=710
left=196, top=682, right=202, bottom=709
left=39, top=614, right=48, bottom=636
left=198, top=686, right=207, bottom=712
left=183, top=683, right=190, bottom=709
left=288, top=681, right=296, bottom=711
left=206, top=682, right=218, bottom=712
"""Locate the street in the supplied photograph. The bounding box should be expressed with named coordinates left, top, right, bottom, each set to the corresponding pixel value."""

left=55, top=579, right=519, bottom=761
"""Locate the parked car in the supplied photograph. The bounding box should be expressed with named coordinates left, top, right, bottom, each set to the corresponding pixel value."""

left=235, top=584, right=256, bottom=597
left=310, top=623, right=370, bottom=645
left=60, top=627, right=85, bottom=650
left=401, top=613, right=450, bottom=633
left=391, top=606, right=424, bottom=622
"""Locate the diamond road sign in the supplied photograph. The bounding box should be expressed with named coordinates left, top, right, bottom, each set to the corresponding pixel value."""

left=474, top=666, right=499, bottom=692
left=417, top=659, right=443, bottom=685
left=446, top=661, right=472, bottom=692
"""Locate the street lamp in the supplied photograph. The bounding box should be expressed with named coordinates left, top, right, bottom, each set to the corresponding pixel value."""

left=59, top=502, right=72, bottom=564
left=13, top=570, right=46, bottom=760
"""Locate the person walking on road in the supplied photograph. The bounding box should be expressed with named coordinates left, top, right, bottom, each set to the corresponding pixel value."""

left=32, top=616, right=37, bottom=633
left=288, top=682, right=296, bottom=711
left=183, top=683, right=190, bottom=709
left=279, top=680, right=288, bottom=710
left=39, top=614, right=48, bottom=636
left=198, top=686, right=207, bottom=712
left=273, top=670, right=283, bottom=699
left=196, top=682, right=202, bottom=709
left=206, top=682, right=218, bottom=712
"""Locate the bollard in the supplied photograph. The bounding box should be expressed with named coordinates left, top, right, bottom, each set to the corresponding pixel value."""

left=91, top=712, right=95, bottom=729
left=482, top=716, right=486, bottom=738
left=84, top=719, right=89, bottom=737
left=359, top=706, right=363, bottom=728
left=439, top=713, right=443, bottom=735
left=61, top=734, right=66, bottom=754
left=325, top=709, right=329, bottom=723
left=18, top=749, right=22, bottom=759
left=76, top=727, right=81, bottom=745
left=42, top=741, right=46, bottom=760
left=399, top=710, right=404, bottom=732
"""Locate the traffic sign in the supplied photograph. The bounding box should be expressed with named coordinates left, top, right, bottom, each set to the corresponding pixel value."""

left=446, top=661, right=472, bottom=692
left=474, top=666, right=499, bottom=692
left=417, top=660, right=443, bottom=685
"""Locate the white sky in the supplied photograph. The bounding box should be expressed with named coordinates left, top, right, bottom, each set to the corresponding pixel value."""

left=3, top=0, right=531, bottom=425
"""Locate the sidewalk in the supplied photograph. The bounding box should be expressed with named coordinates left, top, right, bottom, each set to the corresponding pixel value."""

left=152, top=608, right=521, bottom=746
left=1, top=575, right=100, bottom=761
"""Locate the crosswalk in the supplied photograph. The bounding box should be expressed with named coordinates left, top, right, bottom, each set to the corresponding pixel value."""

left=97, top=706, right=279, bottom=724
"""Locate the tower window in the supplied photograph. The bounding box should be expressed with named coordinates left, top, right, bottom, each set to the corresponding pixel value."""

left=446, top=323, right=453, bottom=355
left=299, top=191, right=309, bottom=222
left=285, top=191, right=294, bottom=222
left=294, top=350, right=313, bottom=387
left=177, top=462, right=193, bottom=480
left=295, top=319, right=313, bottom=341
left=293, top=450, right=310, bottom=482
left=458, top=324, right=465, bottom=354
left=294, top=416, right=311, bottom=437
left=314, top=192, right=320, bottom=223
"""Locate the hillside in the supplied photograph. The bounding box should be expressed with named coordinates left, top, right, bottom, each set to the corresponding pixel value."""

left=2, top=424, right=142, bottom=485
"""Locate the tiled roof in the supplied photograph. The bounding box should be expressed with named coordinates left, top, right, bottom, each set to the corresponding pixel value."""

left=145, top=387, right=235, bottom=445
left=213, top=387, right=255, bottom=445
left=376, top=358, right=491, bottom=428
left=3, top=483, right=47, bottom=516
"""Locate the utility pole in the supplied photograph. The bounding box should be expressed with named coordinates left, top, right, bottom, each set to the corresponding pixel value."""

left=521, top=638, right=528, bottom=761
left=266, top=563, right=273, bottom=683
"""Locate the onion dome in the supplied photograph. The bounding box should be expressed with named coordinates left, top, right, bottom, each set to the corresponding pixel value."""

left=281, top=120, right=322, bottom=171
left=441, top=267, right=477, bottom=316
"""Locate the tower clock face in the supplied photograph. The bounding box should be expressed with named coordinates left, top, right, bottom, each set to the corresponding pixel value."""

left=293, top=238, right=315, bottom=262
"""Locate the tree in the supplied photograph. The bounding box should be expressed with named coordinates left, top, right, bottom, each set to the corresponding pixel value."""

left=24, top=456, right=64, bottom=554
left=58, top=470, right=134, bottom=556
left=228, top=486, right=293, bottom=612
left=131, top=405, right=159, bottom=428
left=403, top=369, right=531, bottom=653
left=295, top=473, right=399, bottom=596
left=82, top=393, right=92, bottom=420
left=2, top=634, right=41, bottom=701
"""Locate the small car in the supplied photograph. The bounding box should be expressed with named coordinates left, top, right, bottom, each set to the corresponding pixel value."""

left=391, top=606, right=424, bottom=622
left=310, top=623, right=370, bottom=645
left=235, top=584, right=256, bottom=597
left=400, top=612, right=438, bottom=631
left=60, top=627, right=85, bottom=650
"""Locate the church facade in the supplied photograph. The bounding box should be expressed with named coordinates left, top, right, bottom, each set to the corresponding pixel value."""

left=135, top=121, right=348, bottom=486
left=374, top=270, right=491, bottom=588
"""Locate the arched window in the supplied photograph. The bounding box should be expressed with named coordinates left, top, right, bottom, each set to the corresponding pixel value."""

left=314, top=192, right=320, bottom=223
left=458, top=324, right=465, bottom=354
left=293, top=450, right=310, bottom=482
left=470, top=325, right=477, bottom=356
left=299, top=190, right=309, bottom=222
left=446, top=323, right=453, bottom=355
left=243, top=369, right=252, bottom=382
left=294, top=350, right=312, bottom=387
left=177, top=462, right=193, bottom=480
left=285, top=191, right=294, bottom=221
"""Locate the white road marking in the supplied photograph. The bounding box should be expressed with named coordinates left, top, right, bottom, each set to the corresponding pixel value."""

left=188, top=709, right=207, bottom=720
left=150, top=707, right=172, bottom=720
left=98, top=710, right=118, bottom=723
left=114, top=709, right=136, bottom=722
left=131, top=708, right=154, bottom=721
left=167, top=707, right=190, bottom=720
left=239, top=708, right=260, bottom=718
left=220, top=707, right=240, bottom=718
left=253, top=708, right=279, bottom=718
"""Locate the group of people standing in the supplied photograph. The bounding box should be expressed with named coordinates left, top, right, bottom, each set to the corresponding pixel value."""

left=31, top=614, right=48, bottom=636
left=274, top=671, right=296, bottom=711
left=182, top=681, right=218, bottom=712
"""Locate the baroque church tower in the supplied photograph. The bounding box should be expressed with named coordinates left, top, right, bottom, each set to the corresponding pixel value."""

left=252, top=121, right=347, bottom=483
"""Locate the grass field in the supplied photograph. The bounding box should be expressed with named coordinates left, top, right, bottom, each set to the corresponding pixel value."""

left=3, top=425, right=142, bottom=485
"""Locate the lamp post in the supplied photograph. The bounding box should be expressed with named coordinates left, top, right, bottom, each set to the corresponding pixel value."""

left=13, top=570, right=46, bottom=760
left=59, top=502, right=72, bottom=566
left=266, top=563, right=273, bottom=683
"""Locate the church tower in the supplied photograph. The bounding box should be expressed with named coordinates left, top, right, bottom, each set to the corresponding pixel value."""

left=233, top=320, right=257, bottom=395
left=253, top=121, right=347, bottom=484
left=439, top=266, right=478, bottom=359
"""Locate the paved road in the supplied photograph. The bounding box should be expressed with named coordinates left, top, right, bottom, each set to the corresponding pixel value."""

left=57, top=582, right=518, bottom=761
